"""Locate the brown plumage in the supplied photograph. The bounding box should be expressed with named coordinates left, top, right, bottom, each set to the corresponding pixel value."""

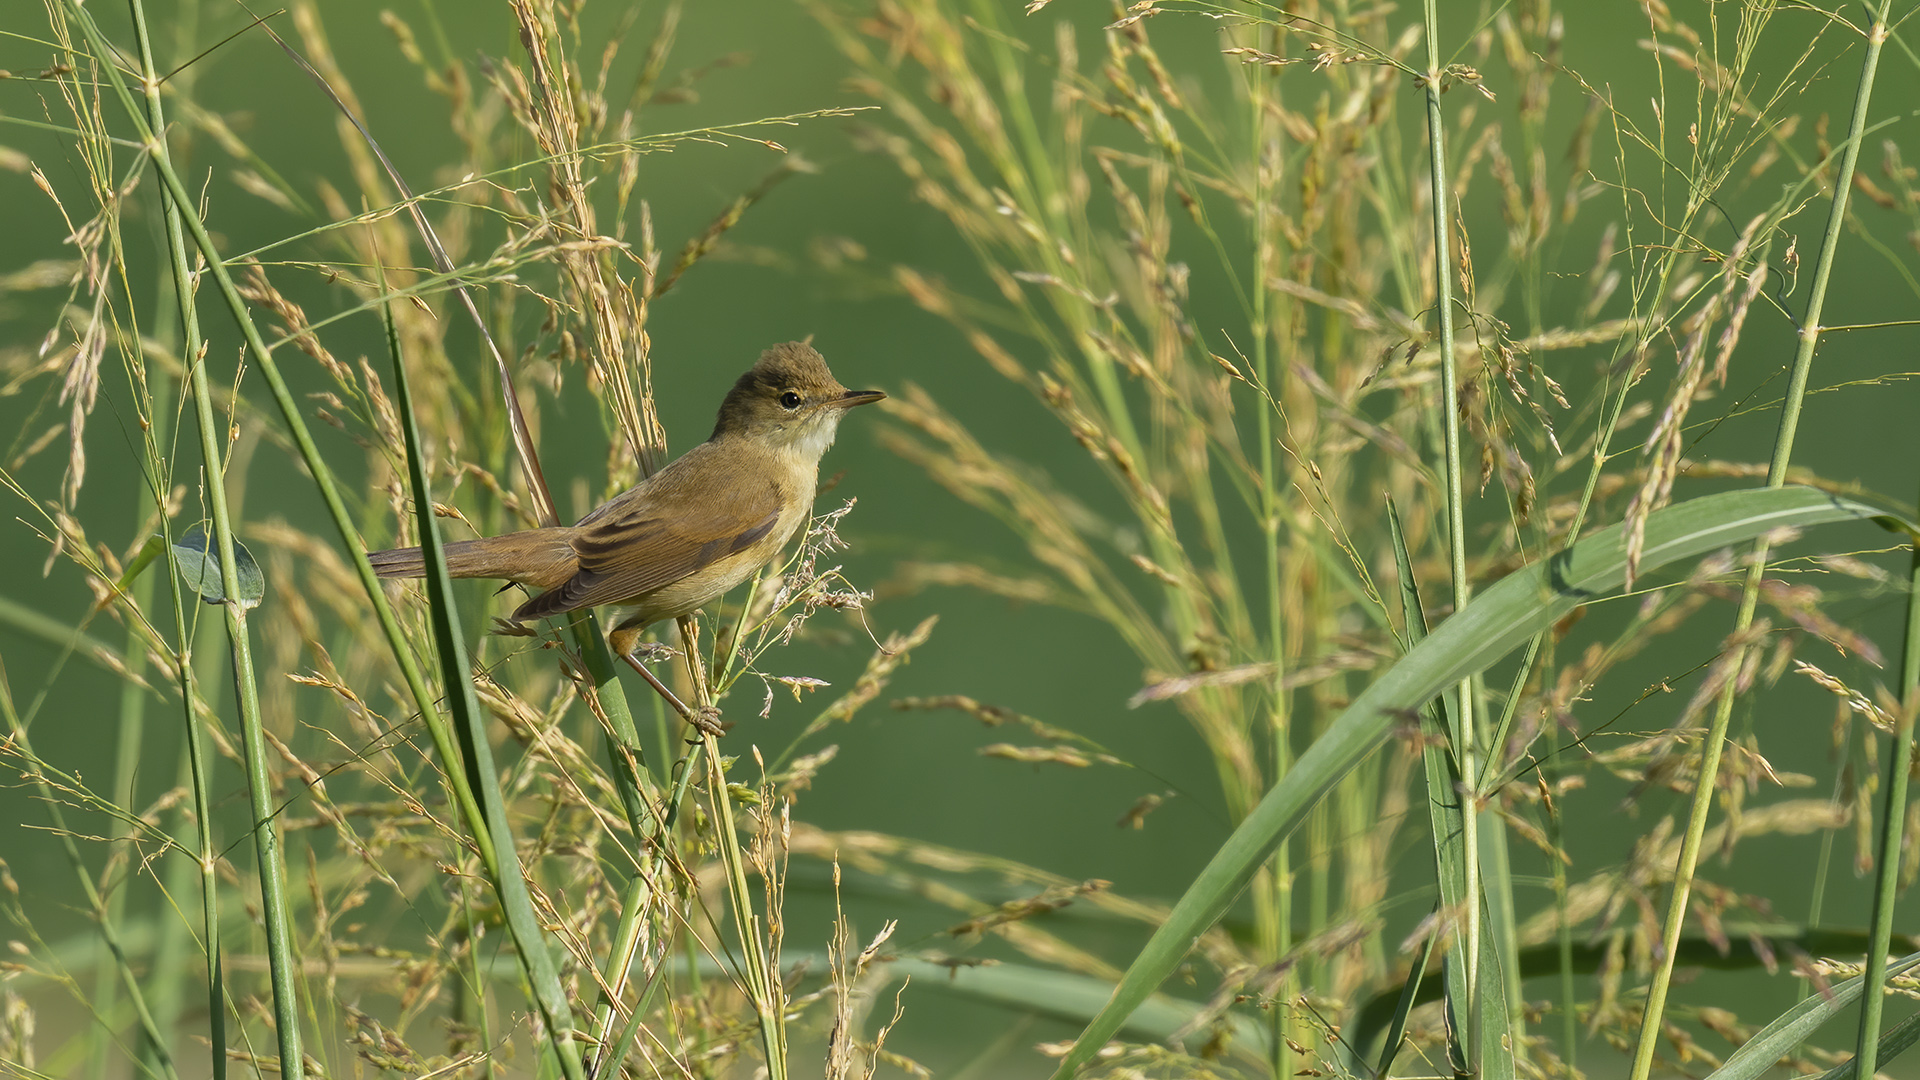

left=368, top=342, right=883, bottom=656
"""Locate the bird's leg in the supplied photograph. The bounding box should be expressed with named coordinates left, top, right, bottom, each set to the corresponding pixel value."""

left=610, top=623, right=726, bottom=736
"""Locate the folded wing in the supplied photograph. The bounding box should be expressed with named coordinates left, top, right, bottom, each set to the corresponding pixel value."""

left=512, top=473, right=785, bottom=621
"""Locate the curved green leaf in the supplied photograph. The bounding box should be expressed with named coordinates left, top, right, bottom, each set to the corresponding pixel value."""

left=171, top=522, right=265, bottom=609
left=1050, top=486, right=1907, bottom=1077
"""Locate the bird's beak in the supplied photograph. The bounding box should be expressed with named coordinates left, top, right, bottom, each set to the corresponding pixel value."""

left=827, top=389, right=887, bottom=409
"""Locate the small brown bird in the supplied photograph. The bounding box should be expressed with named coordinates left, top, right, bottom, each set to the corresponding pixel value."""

left=368, top=342, right=884, bottom=670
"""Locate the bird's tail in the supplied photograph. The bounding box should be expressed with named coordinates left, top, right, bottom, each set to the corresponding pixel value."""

left=367, top=528, right=577, bottom=589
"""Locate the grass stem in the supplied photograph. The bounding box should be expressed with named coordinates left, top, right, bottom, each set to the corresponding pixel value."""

left=1626, top=8, right=1891, bottom=1079
left=1419, top=0, right=1483, bottom=1059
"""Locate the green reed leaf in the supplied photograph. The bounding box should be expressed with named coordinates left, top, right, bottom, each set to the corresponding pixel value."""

left=1050, top=486, right=1912, bottom=1078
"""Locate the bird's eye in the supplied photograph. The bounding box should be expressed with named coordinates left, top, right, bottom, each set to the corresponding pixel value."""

left=779, top=391, right=803, bottom=410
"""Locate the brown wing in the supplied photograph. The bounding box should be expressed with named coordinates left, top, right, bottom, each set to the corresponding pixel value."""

left=512, top=456, right=785, bottom=621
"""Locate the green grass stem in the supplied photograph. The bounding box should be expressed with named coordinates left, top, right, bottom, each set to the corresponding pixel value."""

left=1626, top=9, right=1891, bottom=1079
left=115, top=0, right=310, bottom=1066
left=1418, top=0, right=1486, bottom=1061
left=1854, top=55, right=1917, bottom=1055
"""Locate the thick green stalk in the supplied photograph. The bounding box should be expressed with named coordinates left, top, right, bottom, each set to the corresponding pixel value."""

left=59, top=0, right=499, bottom=872
left=125, top=5, right=227, bottom=1075
left=1243, top=14, right=1294, bottom=1077
left=1855, top=75, right=1915, bottom=1060
left=1855, top=532, right=1919, bottom=1080
left=111, top=2, right=305, bottom=1073
left=1420, top=0, right=1481, bottom=1051
left=1627, top=9, right=1889, bottom=1080
left=173, top=116, right=309, bottom=1080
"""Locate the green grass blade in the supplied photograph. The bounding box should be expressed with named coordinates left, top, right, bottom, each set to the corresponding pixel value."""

left=1857, top=183, right=1920, bottom=1078
left=380, top=300, right=587, bottom=1080
left=1047, top=486, right=1909, bottom=1078
left=1373, top=909, right=1441, bottom=1077
left=1477, top=917, right=1516, bottom=1080
left=1628, top=8, right=1892, bottom=1077
left=1389, top=496, right=1470, bottom=1074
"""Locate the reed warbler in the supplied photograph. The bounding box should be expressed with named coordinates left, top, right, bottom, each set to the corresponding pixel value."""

left=368, top=341, right=883, bottom=722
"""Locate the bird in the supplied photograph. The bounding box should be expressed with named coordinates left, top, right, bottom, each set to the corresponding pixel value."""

left=367, top=341, right=884, bottom=716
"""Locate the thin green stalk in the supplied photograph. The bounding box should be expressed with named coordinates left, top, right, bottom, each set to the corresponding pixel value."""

left=711, top=574, right=761, bottom=692
left=703, top=737, right=787, bottom=1080
left=1478, top=637, right=1542, bottom=792
left=1855, top=194, right=1919, bottom=1076
left=121, top=4, right=274, bottom=1075
left=1420, top=0, right=1481, bottom=1053
left=1547, top=714, right=1578, bottom=1073
left=177, top=132, right=308, bottom=1080
left=675, top=620, right=786, bottom=1078
left=453, top=873, right=498, bottom=1080
left=133, top=169, right=195, bottom=1080
left=1480, top=645, right=1537, bottom=1039
left=1627, top=9, right=1889, bottom=1080
left=151, top=422, right=229, bottom=1080
left=1308, top=805, right=1330, bottom=993
left=1243, top=14, right=1296, bottom=1074
left=93, top=470, right=155, bottom=1080
left=1804, top=777, right=1843, bottom=1002
left=146, top=744, right=201, bottom=1078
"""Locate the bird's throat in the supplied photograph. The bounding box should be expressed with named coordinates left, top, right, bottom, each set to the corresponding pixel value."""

left=786, top=412, right=844, bottom=467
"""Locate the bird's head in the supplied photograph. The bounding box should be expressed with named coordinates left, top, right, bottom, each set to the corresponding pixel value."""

left=711, top=342, right=885, bottom=461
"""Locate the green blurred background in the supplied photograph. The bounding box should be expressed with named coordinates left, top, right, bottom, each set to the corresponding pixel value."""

left=3, top=1, right=1920, bottom=1075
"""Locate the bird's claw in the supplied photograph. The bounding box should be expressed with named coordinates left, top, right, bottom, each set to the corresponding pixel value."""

left=630, top=640, right=679, bottom=662
left=690, top=707, right=729, bottom=737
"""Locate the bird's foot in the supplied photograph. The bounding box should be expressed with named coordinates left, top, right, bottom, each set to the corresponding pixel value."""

left=629, top=640, right=679, bottom=663
left=690, top=706, right=729, bottom=737
left=619, top=648, right=727, bottom=735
